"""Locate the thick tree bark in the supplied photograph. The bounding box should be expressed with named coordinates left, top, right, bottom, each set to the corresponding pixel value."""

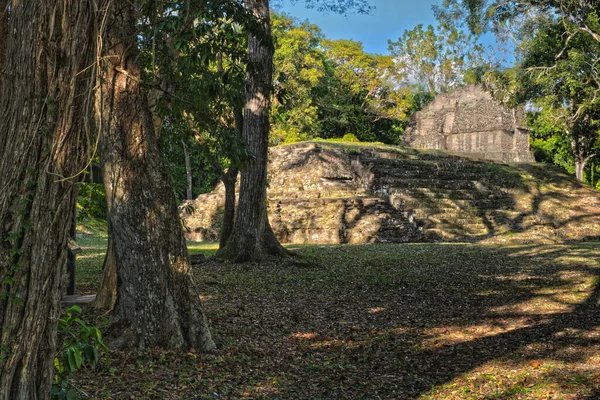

left=0, top=0, right=7, bottom=93
left=217, top=0, right=288, bottom=261
left=0, top=1, right=94, bottom=398
left=96, top=1, right=214, bottom=351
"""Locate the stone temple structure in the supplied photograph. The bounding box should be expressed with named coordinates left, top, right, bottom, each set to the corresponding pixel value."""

left=182, top=142, right=600, bottom=245
left=403, top=85, right=535, bottom=163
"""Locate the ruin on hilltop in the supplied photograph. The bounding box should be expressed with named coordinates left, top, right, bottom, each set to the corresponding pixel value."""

left=403, top=85, right=536, bottom=163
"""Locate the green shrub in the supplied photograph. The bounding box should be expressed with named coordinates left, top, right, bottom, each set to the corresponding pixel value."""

left=341, top=133, right=360, bottom=142
left=52, top=306, right=108, bottom=400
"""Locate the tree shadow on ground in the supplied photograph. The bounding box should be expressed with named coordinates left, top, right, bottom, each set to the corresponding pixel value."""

left=194, top=243, right=600, bottom=399
left=74, top=243, right=600, bottom=399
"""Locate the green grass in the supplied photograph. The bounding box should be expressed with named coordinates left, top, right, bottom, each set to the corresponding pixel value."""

left=74, top=238, right=600, bottom=399
left=74, top=234, right=108, bottom=294
left=74, top=237, right=219, bottom=293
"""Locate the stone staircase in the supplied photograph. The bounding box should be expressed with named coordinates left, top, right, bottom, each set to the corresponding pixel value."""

left=353, top=150, right=521, bottom=241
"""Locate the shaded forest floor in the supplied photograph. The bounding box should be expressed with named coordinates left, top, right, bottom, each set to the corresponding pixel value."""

left=72, top=236, right=600, bottom=399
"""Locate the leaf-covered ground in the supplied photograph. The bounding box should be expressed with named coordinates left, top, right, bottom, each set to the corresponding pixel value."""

left=73, top=239, right=600, bottom=399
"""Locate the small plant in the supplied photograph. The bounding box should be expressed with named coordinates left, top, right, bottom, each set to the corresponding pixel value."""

left=52, top=305, right=108, bottom=400
left=341, top=133, right=360, bottom=142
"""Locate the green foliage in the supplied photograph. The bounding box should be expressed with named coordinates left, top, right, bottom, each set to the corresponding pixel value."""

left=317, top=37, right=413, bottom=144
left=313, top=133, right=367, bottom=144
left=269, top=13, right=415, bottom=146
left=137, top=1, right=255, bottom=197
left=528, top=111, right=575, bottom=173
left=76, top=182, right=106, bottom=220
left=271, top=13, right=327, bottom=144
left=161, top=124, right=224, bottom=202
left=285, top=0, right=374, bottom=15
left=341, top=133, right=360, bottom=142
left=388, top=23, right=491, bottom=95
left=52, top=306, right=108, bottom=400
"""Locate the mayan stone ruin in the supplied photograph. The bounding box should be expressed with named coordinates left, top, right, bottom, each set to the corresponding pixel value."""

left=403, top=85, right=535, bottom=162
left=182, top=142, right=600, bottom=245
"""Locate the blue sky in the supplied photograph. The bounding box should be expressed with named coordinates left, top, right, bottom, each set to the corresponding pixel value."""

left=274, top=0, right=441, bottom=55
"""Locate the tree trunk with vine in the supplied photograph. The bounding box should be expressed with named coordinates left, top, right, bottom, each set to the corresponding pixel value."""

left=96, top=1, right=214, bottom=351
left=0, top=1, right=95, bottom=398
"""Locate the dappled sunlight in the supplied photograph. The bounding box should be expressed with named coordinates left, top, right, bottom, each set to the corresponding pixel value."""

left=504, top=245, right=567, bottom=258
left=76, top=252, right=106, bottom=260
left=187, top=241, right=219, bottom=252
left=241, top=374, right=284, bottom=398
left=287, top=332, right=361, bottom=350
left=74, top=241, right=600, bottom=398
left=488, top=297, right=574, bottom=315
left=420, top=355, right=600, bottom=399
left=554, top=327, right=600, bottom=341
left=420, top=318, right=548, bottom=350
left=289, top=332, right=317, bottom=340
left=308, top=338, right=360, bottom=350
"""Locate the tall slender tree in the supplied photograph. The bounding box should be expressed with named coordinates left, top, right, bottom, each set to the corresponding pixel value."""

left=218, top=0, right=374, bottom=261
left=96, top=0, right=214, bottom=350
left=217, top=0, right=290, bottom=262
left=0, top=1, right=96, bottom=397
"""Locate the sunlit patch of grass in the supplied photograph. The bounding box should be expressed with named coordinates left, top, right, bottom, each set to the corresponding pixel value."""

left=72, top=234, right=107, bottom=294
left=187, top=241, right=219, bottom=256
left=421, top=358, right=600, bottom=399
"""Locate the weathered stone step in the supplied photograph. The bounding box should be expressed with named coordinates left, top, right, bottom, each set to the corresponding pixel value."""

left=376, top=178, right=499, bottom=191
left=269, top=187, right=367, bottom=199
left=388, top=188, right=510, bottom=201
left=362, top=156, right=489, bottom=169
left=393, top=198, right=513, bottom=211
left=374, top=170, right=501, bottom=181
left=370, top=160, right=501, bottom=172
left=405, top=206, right=513, bottom=218
left=360, top=153, right=494, bottom=168
left=420, top=221, right=490, bottom=231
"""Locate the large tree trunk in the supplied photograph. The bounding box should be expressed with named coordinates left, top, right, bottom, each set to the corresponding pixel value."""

left=217, top=0, right=288, bottom=262
left=0, top=1, right=94, bottom=398
left=96, top=1, right=214, bottom=351
left=0, top=0, right=7, bottom=93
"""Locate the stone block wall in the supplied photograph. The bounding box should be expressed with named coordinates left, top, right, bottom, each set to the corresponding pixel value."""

left=404, top=85, right=535, bottom=162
